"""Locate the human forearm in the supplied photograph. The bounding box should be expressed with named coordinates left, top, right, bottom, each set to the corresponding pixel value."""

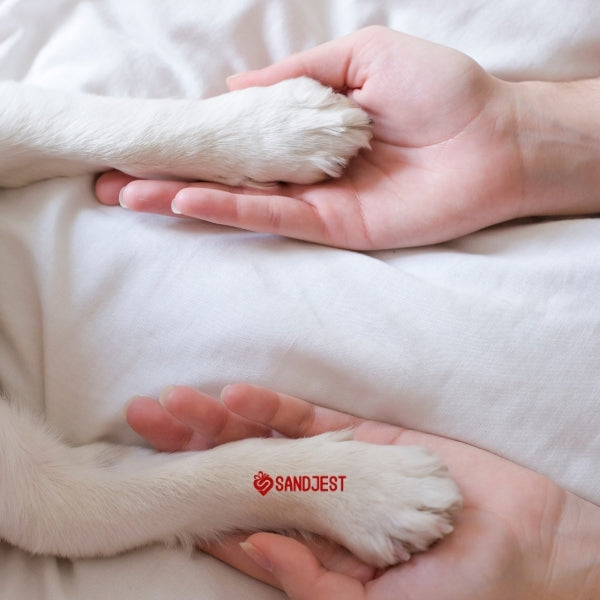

left=510, top=78, right=600, bottom=218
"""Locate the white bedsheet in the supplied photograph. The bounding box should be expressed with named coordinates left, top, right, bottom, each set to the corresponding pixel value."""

left=1, top=1, right=599, bottom=598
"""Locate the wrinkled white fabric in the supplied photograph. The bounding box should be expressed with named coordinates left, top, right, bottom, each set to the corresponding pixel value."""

left=1, top=1, right=599, bottom=598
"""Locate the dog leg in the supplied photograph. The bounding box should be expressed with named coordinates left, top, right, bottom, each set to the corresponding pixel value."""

left=0, top=401, right=459, bottom=566
left=0, top=78, right=371, bottom=188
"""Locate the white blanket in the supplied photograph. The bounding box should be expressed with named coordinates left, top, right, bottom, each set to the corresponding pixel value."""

left=1, top=1, right=599, bottom=598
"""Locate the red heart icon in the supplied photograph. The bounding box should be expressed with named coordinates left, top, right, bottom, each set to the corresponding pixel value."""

left=253, top=471, right=274, bottom=496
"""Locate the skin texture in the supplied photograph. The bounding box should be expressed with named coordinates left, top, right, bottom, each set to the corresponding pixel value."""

left=126, top=385, right=600, bottom=599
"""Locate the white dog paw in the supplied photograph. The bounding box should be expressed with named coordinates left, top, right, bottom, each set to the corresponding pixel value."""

left=228, top=76, right=373, bottom=186
left=0, top=79, right=370, bottom=187
left=139, top=77, right=373, bottom=187
left=316, top=441, right=462, bottom=567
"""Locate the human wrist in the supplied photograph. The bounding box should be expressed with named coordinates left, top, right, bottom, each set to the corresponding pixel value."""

left=510, top=78, right=600, bottom=218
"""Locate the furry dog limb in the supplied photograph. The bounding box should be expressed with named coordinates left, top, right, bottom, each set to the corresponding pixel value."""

left=0, top=401, right=460, bottom=566
left=0, top=77, right=371, bottom=188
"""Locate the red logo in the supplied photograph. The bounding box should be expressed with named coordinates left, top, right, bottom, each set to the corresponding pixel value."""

left=253, top=472, right=346, bottom=495
left=253, top=471, right=274, bottom=496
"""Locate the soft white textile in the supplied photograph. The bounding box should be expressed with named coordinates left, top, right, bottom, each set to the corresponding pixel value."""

left=1, top=1, right=599, bottom=598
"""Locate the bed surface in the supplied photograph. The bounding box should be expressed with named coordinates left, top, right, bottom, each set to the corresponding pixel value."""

left=1, top=1, right=599, bottom=598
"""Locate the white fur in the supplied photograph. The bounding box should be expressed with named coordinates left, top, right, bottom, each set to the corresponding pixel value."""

left=0, top=77, right=371, bottom=188
left=0, top=401, right=460, bottom=567
left=0, top=77, right=461, bottom=566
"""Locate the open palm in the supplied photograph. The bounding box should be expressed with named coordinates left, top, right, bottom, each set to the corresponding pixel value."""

left=96, top=27, right=524, bottom=250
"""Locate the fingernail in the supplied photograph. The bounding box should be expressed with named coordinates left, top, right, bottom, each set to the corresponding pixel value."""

left=219, top=384, right=232, bottom=402
left=118, top=187, right=129, bottom=208
left=240, top=541, right=272, bottom=571
left=158, top=385, right=175, bottom=407
left=226, top=73, right=241, bottom=85
left=171, top=196, right=183, bottom=215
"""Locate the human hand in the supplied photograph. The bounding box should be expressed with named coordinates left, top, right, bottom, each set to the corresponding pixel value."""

left=126, top=384, right=600, bottom=599
left=96, top=26, right=526, bottom=249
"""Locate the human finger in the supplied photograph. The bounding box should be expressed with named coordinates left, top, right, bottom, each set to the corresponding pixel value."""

left=159, top=386, right=271, bottom=444
left=125, top=395, right=210, bottom=451
left=95, top=170, right=191, bottom=215
left=119, top=179, right=192, bottom=215
left=199, top=533, right=282, bottom=588
left=221, top=384, right=363, bottom=438
left=95, top=170, right=136, bottom=205
left=169, top=184, right=336, bottom=244
left=99, top=176, right=357, bottom=249
left=226, top=28, right=375, bottom=92
left=200, top=532, right=374, bottom=590
left=241, top=533, right=366, bottom=600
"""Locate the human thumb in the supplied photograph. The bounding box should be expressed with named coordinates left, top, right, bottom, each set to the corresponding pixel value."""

left=225, top=30, right=363, bottom=92
left=240, top=533, right=365, bottom=600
